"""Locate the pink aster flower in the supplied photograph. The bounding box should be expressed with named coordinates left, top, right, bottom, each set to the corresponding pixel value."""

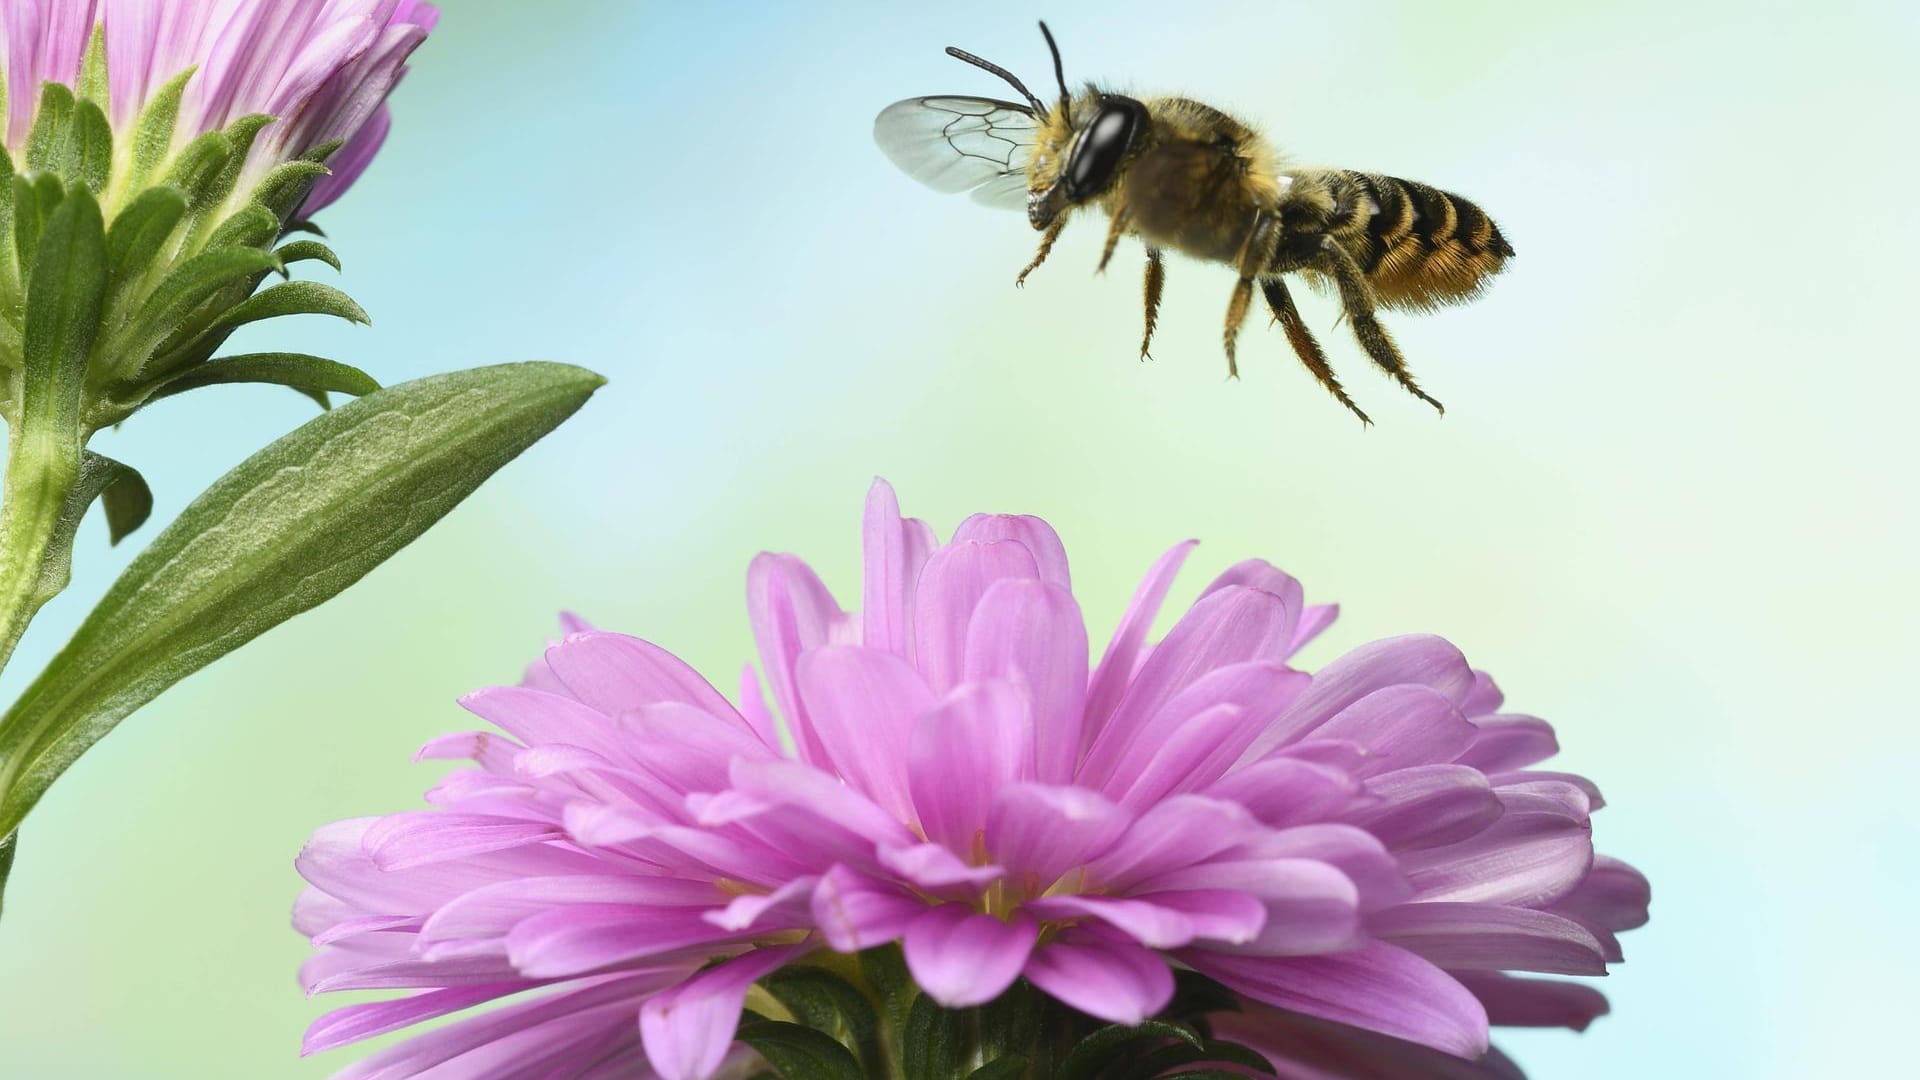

left=296, top=481, right=1647, bottom=1079
left=1, top=0, right=435, bottom=215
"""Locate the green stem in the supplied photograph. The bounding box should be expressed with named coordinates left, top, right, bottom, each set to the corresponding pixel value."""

left=0, top=416, right=83, bottom=681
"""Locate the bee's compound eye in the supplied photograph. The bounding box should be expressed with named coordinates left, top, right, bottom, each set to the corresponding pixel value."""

left=1064, top=97, right=1145, bottom=201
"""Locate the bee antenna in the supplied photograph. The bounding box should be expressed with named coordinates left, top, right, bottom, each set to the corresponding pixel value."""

left=1038, top=21, right=1073, bottom=126
left=944, top=45, right=1047, bottom=117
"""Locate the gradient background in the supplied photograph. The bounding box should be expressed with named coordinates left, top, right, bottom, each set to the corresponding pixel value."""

left=1, top=1, right=1913, bottom=1076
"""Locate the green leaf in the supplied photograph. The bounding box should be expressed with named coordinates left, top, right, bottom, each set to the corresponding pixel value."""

left=146, top=353, right=378, bottom=403
left=903, top=994, right=969, bottom=1080
left=0, top=831, right=16, bottom=919
left=1057, top=1021, right=1204, bottom=1080
left=0, top=362, right=604, bottom=845
left=22, top=185, right=106, bottom=431
left=68, top=98, right=113, bottom=194
left=24, top=84, right=75, bottom=174
left=1111, top=1039, right=1278, bottom=1080
left=103, top=186, right=189, bottom=309
left=128, top=68, right=193, bottom=192
left=858, top=946, right=916, bottom=1041
left=735, top=1020, right=865, bottom=1080
left=38, top=452, right=151, bottom=592
left=201, top=113, right=274, bottom=213
left=761, top=966, right=881, bottom=1068
left=273, top=239, right=341, bottom=272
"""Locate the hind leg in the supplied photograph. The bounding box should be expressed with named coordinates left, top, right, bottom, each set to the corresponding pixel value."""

left=1316, top=241, right=1444, bottom=414
left=1222, top=213, right=1281, bottom=379
left=1261, top=277, right=1370, bottom=424
left=1141, top=247, right=1165, bottom=360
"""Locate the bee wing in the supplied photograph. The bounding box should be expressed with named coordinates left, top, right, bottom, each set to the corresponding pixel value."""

left=874, top=95, right=1037, bottom=211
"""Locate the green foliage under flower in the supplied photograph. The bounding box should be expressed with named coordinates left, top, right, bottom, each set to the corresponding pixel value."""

left=0, top=72, right=604, bottom=912
left=737, top=950, right=1275, bottom=1080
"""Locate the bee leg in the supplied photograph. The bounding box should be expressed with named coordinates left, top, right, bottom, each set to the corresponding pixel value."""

left=1017, top=218, right=1066, bottom=287
left=1097, top=203, right=1134, bottom=274
left=1261, top=277, right=1371, bottom=424
left=1223, top=213, right=1281, bottom=380
left=1318, top=241, right=1444, bottom=415
left=1141, top=248, right=1165, bottom=360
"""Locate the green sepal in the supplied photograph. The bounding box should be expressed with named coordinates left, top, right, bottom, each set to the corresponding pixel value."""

left=67, top=99, right=113, bottom=195
left=0, top=832, right=15, bottom=919
left=964, top=1060, right=1028, bottom=1080
left=253, top=160, right=330, bottom=219
left=103, top=186, right=189, bottom=310
left=1057, top=1021, right=1205, bottom=1080
left=201, top=278, right=369, bottom=335
left=146, top=353, right=378, bottom=404
left=273, top=239, right=341, bottom=272
left=162, top=131, right=234, bottom=213
left=204, top=202, right=281, bottom=253
left=903, top=994, right=970, bottom=1080
left=76, top=28, right=109, bottom=106
left=760, top=965, right=882, bottom=1069
left=22, top=185, right=106, bottom=430
left=858, top=945, right=916, bottom=1042
left=111, top=246, right=284, bottom=381
left=128, top=67, right=194, bottom=193
left=0, top=361, right=605, bottom=847
left=12, top=174, right=64, bottom=276
left=735, top=1020, right=865, bottom=1080
left=24, top=84, right=76, bottom=175
left=0, top=148, right=16, bottom=299
left=1109, top=1039, right=1278, bottom=1080
left=282, top=218, right=326, bottom=238
left=202, top=113, right=274, bottom=214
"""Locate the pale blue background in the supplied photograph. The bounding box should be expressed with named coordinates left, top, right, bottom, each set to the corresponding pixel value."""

left=0, top=1, right=1913, bottom=1076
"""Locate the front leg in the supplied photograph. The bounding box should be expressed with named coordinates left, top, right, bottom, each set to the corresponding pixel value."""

left=1016, top=218, right=1066, bottom=287
left=1141, top=248, right=1165, bottom=360
left=1097, top=200, right=1134, bottom=274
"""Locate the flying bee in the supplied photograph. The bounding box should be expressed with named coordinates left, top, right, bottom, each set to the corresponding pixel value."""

left=874, top=22, right=1514, bottom=423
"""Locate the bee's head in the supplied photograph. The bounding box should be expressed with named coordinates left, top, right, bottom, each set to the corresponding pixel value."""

left=945, top=22, right=1143, bottom=231
left=1029, top=93, right=1148, bottom=227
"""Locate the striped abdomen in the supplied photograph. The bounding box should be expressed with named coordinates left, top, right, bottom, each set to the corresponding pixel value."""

left=1332, top=171, right=1514, bottom=311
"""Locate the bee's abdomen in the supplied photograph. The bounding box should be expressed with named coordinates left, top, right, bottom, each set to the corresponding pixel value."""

left=1342, top=172, right=1513, bottom=310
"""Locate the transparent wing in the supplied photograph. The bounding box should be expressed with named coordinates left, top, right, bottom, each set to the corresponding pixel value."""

left=874, top=95, right=1037, bottom=211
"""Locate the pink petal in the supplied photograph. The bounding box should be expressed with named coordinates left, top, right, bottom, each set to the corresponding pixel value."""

left=1460, top=671, right=1506, bottom=718
left=641, top=945, right=809, bottom=1080
left=877, top=843, right=1005, bottom=895
left=795, top=646, right=934, bottom=822
left=1314, top=685, right=1479, bottom=775
left=1199, top=560, right=1303, bottom=636
left=361, top=812, right=562, bottom=872
left=1084, top=540, right=1198, bottom=742
left=961, top=579, right=1088, bottom=784
left=1023, top=926, right=1174, bottom=1024
left=910, top=680, right=1034, bottom=851
left=1242, top=635, right=1476, bottom=763
left=951, top=511, right=1072, bottom=589
left=1345, top=765, right=1504, bottom=851
left=748, top=552, right=844, bottom=767
left=302, top=982, right=525, bottom=1055
left=1203, top=758, right=1365, bottom=827
left=544, top=632, right=744, bottom=728
left=1371, top=902, right=1608, bottom=975
left=861, top=477, right=933, bottom=657
left=1451, top=971, right=1611, bottom=1031
left=736, top=664, right=784, bottom=752
left=1241, top=824, right=1410, bottom=913
left=459, top=685, right=623, bottom=759
left=296, top=818, right=599, bottom=916
left=1455, top=715, right=1559, bottom=773
left=725, top=757, right=916, bottom=849
left=1185, top=941, right=1491, bottom=1058
left=1025, top=893, right=1197, bottom=949
left=507, top=905, right=735, bottom=978
left=914, top=539, right=1043, bottom=695
left=985, top=783, right=1131, bottom=887
left=902, top=905, right=1037, bottom=1007
left=704, top=876, right=820, bottom=933
left=1548, top=855, right=1651, bottom=933
left=1082, top=586, right=1305, bottom=789
left=1288, top=603, right=1340, bottom=656
left=419, top=875, right=723, bottom=949
left=1132, top=859, right=1361, bottom=955
left=1402, top=803, right=1593, bottom=908
left=1085, top=795, right=1262, bottom=891
left=811, top=865, right=927, bottom=952
left=621, top=701, right=778, bottom=796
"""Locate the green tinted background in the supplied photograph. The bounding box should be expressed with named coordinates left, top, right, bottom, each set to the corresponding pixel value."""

left=1, top=0, right=1911, bottom=1075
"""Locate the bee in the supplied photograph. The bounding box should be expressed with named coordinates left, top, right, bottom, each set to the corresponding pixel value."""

left=874, top=22, right=1514, bottom=423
